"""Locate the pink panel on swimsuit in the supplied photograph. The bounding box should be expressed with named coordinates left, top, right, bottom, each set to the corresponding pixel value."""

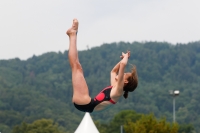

left=95, top=93, right=105, bottom=101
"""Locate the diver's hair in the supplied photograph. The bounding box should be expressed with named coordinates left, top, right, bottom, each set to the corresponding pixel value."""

left=123, top=65, right=138, bottom=99
left=123, top=91, right=129, bottom=99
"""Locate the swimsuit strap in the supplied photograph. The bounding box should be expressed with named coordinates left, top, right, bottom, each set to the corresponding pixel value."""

left=109, top=99, right=116, bottom=104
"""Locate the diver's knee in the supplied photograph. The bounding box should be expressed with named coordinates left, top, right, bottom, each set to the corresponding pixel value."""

left=71, top=61, right=83, bottom=70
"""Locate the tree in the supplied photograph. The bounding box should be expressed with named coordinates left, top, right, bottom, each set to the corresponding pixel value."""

left=96, top=110, right=142, bottom=133
left=124, top=114, right=179, bottom=133
left=12, top=119, right=65, bottom=133
left=1, top=41, right=200, bottom=132
left=178, top=124, right=194, bottom=133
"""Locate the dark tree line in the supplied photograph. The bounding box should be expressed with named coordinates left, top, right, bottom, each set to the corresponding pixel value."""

left=0, top=41, right=200, bottom=132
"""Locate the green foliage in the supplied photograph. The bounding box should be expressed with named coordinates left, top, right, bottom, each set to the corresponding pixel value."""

left=178, top=124, right=194, bottom=133
left=107, top=110, right=142, bottom=133
left=96, top=110, right=142, bottom=133
left=124, top=114, right=179, bottom=133
left=94, top=121, right=109, bottom=133
left=96, top=110, right=193, bottom=133
left=0, top=123, right=11, bottom=133
left=0, top=41, right=200, bottom=132
left=12, top=119, right=64, bottom=133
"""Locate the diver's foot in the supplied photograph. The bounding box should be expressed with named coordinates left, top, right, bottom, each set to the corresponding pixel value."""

left=66, top=19, right=79, bottom=36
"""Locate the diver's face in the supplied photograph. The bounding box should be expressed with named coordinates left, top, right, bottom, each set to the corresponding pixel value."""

left=124, top=73, right=131, bottom=80
left=115, top=73, right=131, bottom=81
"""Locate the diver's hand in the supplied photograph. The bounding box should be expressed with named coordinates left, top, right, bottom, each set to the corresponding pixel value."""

left=120, top=50, right=130, bottom=59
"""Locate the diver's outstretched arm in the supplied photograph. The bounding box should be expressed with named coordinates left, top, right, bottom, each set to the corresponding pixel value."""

left=110, top=51, right=130, bottom=86
left=110, top=61, right=120, bottom=85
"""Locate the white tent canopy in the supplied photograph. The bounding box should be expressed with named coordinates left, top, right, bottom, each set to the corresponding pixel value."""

left=74, top=113, right=100, bottom=133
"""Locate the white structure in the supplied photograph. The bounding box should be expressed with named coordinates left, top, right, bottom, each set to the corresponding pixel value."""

left=74, top=113, right=100, bottom=133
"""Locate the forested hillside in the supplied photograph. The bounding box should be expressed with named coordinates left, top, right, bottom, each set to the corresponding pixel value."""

left=0, top=41, right=200, bottom=132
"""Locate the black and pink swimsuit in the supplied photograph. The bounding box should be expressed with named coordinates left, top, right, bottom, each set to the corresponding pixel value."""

left=74, top=86, right=116, bottom=113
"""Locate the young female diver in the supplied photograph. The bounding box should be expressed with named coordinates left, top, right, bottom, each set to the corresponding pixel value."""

left=66, top=19, right=138, bottom=113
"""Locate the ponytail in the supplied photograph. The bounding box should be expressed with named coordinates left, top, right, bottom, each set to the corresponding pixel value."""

left=123, top=91, right=129, bottom=99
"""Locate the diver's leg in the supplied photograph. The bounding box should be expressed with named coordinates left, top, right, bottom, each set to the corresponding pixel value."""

left=67, top=19, right=91, bottom=104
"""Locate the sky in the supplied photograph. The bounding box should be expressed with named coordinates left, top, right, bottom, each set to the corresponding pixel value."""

left=0, top=0, right=200, bottom=60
